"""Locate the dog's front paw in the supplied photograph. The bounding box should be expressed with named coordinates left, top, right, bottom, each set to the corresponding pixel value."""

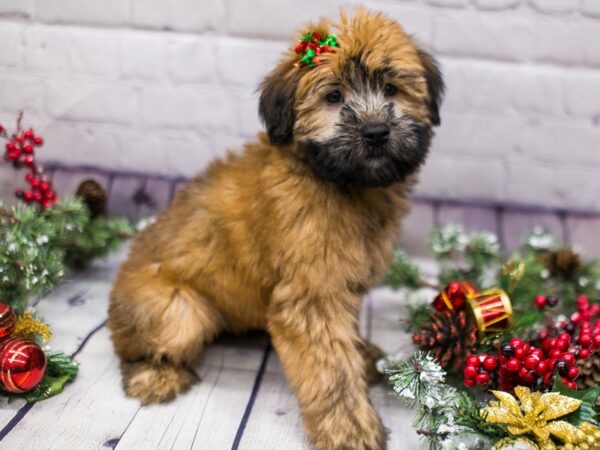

left=121, top=361, right=199, bottom=405
left=309, top=407, right=388, bottom=450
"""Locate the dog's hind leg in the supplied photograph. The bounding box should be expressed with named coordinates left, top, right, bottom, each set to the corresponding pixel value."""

left=108, top=264, right=224, bottom=404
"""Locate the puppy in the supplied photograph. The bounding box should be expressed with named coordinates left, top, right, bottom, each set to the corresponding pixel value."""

left=108, top=9, right=443, bottom=450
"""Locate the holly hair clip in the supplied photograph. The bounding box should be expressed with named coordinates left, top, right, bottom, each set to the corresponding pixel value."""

left=294, top=32, right=339, bottom=69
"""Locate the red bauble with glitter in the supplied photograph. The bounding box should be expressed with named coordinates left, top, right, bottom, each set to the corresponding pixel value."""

left=0, top=337, right=46, bottom=393
left=0, top=304, right=16, bottom=339
left=432, top=280, right=478, bottom=311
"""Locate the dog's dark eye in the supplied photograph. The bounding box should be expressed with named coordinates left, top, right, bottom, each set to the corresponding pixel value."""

left=383, top=84, right=397, bottom=97
left=326, top=90, right=343, bottom=104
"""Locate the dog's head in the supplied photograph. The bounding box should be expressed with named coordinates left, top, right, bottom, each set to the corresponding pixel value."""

left=259, top=10, right=444, bottom=189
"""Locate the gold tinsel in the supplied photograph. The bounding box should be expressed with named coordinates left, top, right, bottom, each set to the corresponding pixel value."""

left=13, top=311, right=52, bottom=343
left=501, top=260, right=526, bottom=291
left=492, top=437, right=540, bottom=450
left=482, top=386, right=586, bottom=450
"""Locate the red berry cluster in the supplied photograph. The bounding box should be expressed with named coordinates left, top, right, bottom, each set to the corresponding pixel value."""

left=1, top=114, right=58, bottom=209
left=534, top=294, right=559, bottom=310
left=464, top=295, right=600, bottom=392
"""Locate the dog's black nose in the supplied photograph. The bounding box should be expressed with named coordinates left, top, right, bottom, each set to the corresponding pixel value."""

left=361, top=123, right=390, bottom=145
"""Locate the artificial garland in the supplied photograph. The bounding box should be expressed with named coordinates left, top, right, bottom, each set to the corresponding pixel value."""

left=381, top=225, right=600, bottom=449
left=1, top=113, right=134, bottom=401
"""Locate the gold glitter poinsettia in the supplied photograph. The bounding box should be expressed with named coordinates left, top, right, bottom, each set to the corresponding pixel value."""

left=481, top=386, right=585, bottom=450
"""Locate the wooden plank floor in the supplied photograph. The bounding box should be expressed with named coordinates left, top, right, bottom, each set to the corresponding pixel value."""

left=0, top=248, right=426, bottom=450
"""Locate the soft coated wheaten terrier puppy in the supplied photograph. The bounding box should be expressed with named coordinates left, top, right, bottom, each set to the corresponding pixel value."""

left=109, top=9, right=443, bottom=450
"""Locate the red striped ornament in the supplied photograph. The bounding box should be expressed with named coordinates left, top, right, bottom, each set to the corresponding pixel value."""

left=0, top=304, right=16, bottom=339
left=0, top=337, right=46, bottom=393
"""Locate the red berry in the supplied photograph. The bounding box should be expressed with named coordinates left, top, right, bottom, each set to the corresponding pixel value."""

left=518, top=367, right=530, bottom=379
left=522, top=343, right=531, bottom=355
left=593, top=334, right=600, bottom=349
left=515, top=347, right=527, bottom=359
left=558, top=332, right=571, bottom=342
left=482, top=356, right=498, bottom=371
left=39, top=181, right=50, bottom=192
left=44, top=190, right=56, bottom=200
left=30, top=178, right=40, bottom=189
left=577, top=294, right=589, bottom=311
left=530, top=348, right=544, bottom=359
left=562, top=353, right=576, bottom=366
left=464, top=378, right=476, bottom=388
left=507, top=358, right=521, bottom=372
left=580, top=333, right=593, bottom=347
left=524, top=355, right=540, bottom=369
left=556, top=339, right=569, bottom=351
left=23, top=155, right=34, bottom=167
left=579, top=348, right=592, bottom=359
left=22, top=144, right=33, bottom=154
left=565, top=380, right=577, bottom=390
left=543, top=338, right=556, bottom=352
left=16, top=134, right=24, bottom=144
left=22, top=191, right=34, bottom=202
left=549, top=349, right=562, bottom=359
left=510, top=338, right=524, bottom=349
left=571, top=312, right=582, bottom=324
left=23, top=129, right=33, bottom=139
left=33, top=191, right=42, bottom=202
left=33, top=136, right=43, bottom=146
left=466, top=355, right=480, bottom=368
left=476, top=372, right=490, bottom=385
left=539, top=330, right=549, bottom=340
left=534, top=295, right=547, bottom=309
left=464, top=365, right=478, bottom=379
left=535, top=360, right=548, bottom=376
left=41, top=199, right=52, bottom=209
left=567, top=366, right=579, bottom=380
left=5, top=141, right=15, bottom=151
left=5, top=150, right=20, bottom=161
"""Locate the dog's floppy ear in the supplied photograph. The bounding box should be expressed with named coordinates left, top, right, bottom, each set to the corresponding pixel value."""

left=417, top=49, right=444, bottom=126
left=259, top=64, right=301, bottom=145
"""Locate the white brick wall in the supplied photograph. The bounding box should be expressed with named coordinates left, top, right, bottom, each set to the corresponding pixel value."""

left=0, top=1, right=599, bottom=210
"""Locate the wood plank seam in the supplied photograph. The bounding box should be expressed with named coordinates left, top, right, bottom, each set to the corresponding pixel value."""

left=0, top=318, right=109, bottom=442
left=231, top=343, right=272, bottom=450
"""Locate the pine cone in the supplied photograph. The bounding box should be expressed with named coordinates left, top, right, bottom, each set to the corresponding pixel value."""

left=538, top=247, right=582, bottom=278
left=75, top=179, right=107, bottom=219
left=576, top=352, right=600, bottom=389
left=412, top=309, right=478, bottom=372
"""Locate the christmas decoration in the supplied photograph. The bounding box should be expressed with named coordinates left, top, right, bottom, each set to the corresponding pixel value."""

left=75, top=179, right=107, bottom=219
left=0, top=303, right=16, bottom=338
left=577, top=353, right=600, bottom=389
left=1, top=112, right=58, bottom=209
left=466, top=288, right=513, bottom=337
left=13, top=311, right=52, bottom=343
left=294, top=32, right=339, bottom=68
left=0, top=337, right=46, bottom=393
left=432, top=280, right=477, bottom=312
left=481, top=386, right=590, bottom=450
left=413, top=309, right=478, bottom=371
left=491, top=437, right=540, bottom=450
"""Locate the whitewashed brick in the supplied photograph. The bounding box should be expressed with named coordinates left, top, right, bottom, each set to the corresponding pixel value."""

left=532, top=21, right=587, bottom=66
left=24, top=26, right=118, bottom=76
left=425, top=0, right=468, bottom=8
left=34, top=0, right=130, bottom=26
left=225, top=0, right=343, bottom=39
left=506, top=163, right=600, bottom=210
left=44, top=80, right=138, bottom=124
left=0, top=23, right=23, bottom=68
left=581, top=0, right=600, bottom=18
left=418, top=154, right=506, bottom=201
left=139, top=87, right=237, bottom=131
left=217, top=38, right=285, bottom=87
left=131, top=0, right=225, bottom=33
left=167, top=36, right=216, bottom=83
left=528, top=0, right=578, bottom=15
left=563, top=71, right=600, bottom=118
left=582, top=24, right=600, bottom=67
left=154, top=131, right=221, bottom=176
left=0, top=75, right=45, bottom=114
left=433, top=13, right=533, bottom=62
left=0, top=0, right=34, bottom=19
left=119, top=32, right=166, bottom=81
left=38, top=121, right=123, bottom=167
left=233, top=92, right=261, bottom=137
left=473, top=0, right=522, bottom=10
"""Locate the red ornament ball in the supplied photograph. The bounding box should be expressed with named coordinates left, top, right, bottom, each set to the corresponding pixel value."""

left=0, top=337, right=46, bottom=393
left=534, top=295, right=547, bottom=309
left=0, top=304, right=16, bottom=339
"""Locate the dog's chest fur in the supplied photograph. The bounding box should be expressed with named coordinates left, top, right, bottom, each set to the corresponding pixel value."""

left=125, top=135, right=413, bottom=331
